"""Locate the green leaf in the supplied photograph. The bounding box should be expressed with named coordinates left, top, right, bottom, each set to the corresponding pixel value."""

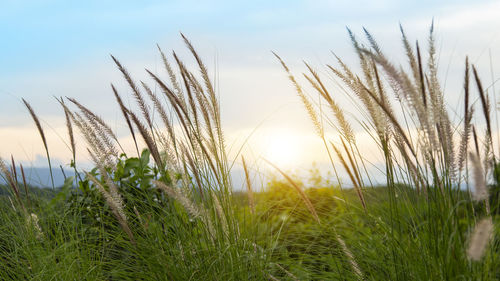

left=140, top=149, right=150, bottom=166
left=49, top=176, right=75, bottom=207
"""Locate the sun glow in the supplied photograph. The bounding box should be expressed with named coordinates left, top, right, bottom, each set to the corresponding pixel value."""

left=262, top=131, right=301, bottom=168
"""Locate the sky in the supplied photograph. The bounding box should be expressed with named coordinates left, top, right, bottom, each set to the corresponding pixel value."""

left=1, top=0, right=500, bottom=186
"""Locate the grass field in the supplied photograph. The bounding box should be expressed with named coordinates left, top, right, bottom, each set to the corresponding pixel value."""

left=0, top=25, right=499, bottom=280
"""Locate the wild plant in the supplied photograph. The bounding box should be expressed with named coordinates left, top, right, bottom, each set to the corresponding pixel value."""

left=276, top=23, right=499, bottom=279
left=47, top=34, right=269, bottom=279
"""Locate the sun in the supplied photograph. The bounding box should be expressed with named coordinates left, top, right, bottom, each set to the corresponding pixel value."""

left=262, top=131, right=301, bottom=168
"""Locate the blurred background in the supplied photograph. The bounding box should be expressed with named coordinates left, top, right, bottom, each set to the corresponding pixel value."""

left=1, top=0, right=499, bottom=187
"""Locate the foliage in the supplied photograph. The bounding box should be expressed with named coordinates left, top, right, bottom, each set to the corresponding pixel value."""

left=1, top=26, right=499, bottom=280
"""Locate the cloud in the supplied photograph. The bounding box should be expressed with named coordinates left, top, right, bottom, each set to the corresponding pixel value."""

left=0, top=125, right=73, bottom=165
left=437, top=1, right=500, bottom=30
left=2, top=0, right=499, bottom=175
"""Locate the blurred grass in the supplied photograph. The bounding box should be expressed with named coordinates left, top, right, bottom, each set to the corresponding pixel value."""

left=1, top=26, right=499, bottom=280
left=1, top=168, right=498, bottom=280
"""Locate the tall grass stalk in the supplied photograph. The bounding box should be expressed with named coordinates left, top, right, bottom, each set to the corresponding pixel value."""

left=4, top=26, right=499, bottom=280
left=277, top=24, right=499, bottom=279
left=44, top=35, right=270, bottom=279
left=22, top=99, right=55, bottom=189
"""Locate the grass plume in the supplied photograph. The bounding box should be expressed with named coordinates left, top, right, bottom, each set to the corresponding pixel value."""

left=21, top=99, right=55, bottom=189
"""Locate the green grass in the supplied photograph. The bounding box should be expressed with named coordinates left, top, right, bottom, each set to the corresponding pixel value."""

left=1, top=172, right=498, bottom=280
left=0, top=24, right=499, bottom=280
left=254, top=177, right=500, bottom=280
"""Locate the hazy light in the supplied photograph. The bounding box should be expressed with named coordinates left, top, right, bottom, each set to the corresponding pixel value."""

left=262, top=130, right=301, bottom=168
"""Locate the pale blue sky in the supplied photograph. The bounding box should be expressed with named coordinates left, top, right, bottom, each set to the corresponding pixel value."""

left=1, top=0, right=499, bottom=175
left=0, top=0, right=488, bottom=75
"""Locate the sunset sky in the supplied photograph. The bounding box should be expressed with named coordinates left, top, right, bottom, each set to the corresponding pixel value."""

left=1, top=0, right=500, bottom=186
